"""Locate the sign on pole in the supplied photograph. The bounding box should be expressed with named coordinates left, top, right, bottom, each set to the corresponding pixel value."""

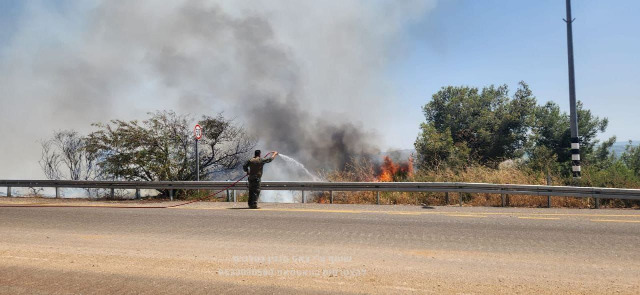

left=194, top=124, right=203, bottom=140
left=194, top=124, right=202, bottom=182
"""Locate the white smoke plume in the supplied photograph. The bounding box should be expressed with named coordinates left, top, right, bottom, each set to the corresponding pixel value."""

left=0, top=0, right=437, bottom=179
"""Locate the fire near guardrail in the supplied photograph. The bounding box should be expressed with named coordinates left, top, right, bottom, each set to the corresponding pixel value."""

left=3, top=180, right=640, bottom=209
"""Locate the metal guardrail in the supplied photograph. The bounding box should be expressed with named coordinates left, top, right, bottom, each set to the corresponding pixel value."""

left=2, top=180, right=640, bottom=207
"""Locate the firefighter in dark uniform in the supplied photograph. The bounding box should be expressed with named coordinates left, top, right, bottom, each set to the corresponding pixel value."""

left=243, top=150, right=278, bottom=209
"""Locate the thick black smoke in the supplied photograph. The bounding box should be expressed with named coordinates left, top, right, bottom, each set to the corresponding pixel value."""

left=249, top=98, right=378, bottom=170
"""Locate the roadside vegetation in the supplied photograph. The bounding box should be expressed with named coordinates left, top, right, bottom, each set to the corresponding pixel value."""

left=324, top=82, right=640, bottom=208
left=30, top=82, right=640, bottom=207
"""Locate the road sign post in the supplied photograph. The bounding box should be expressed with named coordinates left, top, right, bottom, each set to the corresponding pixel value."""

left=194, top=124, right=203, bottom=181
left=195, top=139, right=199, bottom=181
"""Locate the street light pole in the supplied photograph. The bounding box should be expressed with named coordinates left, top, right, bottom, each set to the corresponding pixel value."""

left=565, top=0, right=580, bottom=178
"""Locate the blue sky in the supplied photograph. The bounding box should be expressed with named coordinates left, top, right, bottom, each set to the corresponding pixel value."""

left=0, top=1, right=21, bottom=45
left=1, top=0, right=639, bottom=151
left=391, top=0, right=640, bottom=147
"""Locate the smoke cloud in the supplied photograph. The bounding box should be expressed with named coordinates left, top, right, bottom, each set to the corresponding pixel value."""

left=0, top=0, right=436, bottom=178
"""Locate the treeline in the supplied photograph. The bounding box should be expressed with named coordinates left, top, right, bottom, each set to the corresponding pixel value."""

left=40, top=111, right=255, bottom=187
left=37, top=82, right=640, bottom=205
left=322, top=82, right=639, bottom=207
left=413, top=81, right=640, bottom=189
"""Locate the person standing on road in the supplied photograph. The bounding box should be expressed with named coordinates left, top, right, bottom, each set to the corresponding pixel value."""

left=242, top=150, right=278, bottom=209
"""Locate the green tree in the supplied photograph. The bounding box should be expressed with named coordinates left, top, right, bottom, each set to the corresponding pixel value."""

left=415, top=81, right=536, bottom=169
left=621, top=141, right=640, bottom=176
left=85, top=111, right=255, bottom=182
left=528, top=101, right=612, bottom=175
left=414, top=124, right=470, bottom=170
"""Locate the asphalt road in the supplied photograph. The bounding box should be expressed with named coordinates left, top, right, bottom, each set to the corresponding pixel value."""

left=1, top=198, right=639, bottom=294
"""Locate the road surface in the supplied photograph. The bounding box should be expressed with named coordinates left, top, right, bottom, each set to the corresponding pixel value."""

left=1, top=198, right=639, bottom=294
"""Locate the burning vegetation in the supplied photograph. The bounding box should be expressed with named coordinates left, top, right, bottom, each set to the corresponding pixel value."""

left=377, top=156, right=414, bottom=182
left=323, top=155, right=415, bottom=183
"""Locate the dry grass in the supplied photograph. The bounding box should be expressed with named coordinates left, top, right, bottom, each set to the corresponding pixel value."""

left=318, top=163, right=603, bottom=208
left=230, top=164, right=638, bottom=208
left=10, top=162, right=631, bottom=208
left=415, top=166, right=592, bottom=208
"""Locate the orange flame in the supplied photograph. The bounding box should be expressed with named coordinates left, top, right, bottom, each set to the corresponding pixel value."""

left=379, top=156, right=397, bottom=182
left=378, top=156, right=414, bottom=182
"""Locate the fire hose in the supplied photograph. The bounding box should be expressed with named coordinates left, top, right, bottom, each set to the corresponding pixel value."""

left=165, top=173, right=249, bottom=208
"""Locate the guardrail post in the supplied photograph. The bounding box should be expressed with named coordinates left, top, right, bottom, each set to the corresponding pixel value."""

left=546, top=175, right=552, bottom=208
left=330, top=191, right=333, bottom=204
left=501, top=193, right=506, bottom=207
left=226, top=189, right=231, bottom=202
left=110, top=188, right=115, bottom=199
left=459, top=192, right=463, bottom=207
left=169, top=189, right=173, bottom=201
left=233, top=190, right=237, bottom=202
left=135, top=188, right=141, bottom=199
left=376, top=191, right=380, bottom=205
left=594, top=197, right=600, bottom=209
left=55, top=187, right=60, bottom=198
left=7, top=186, right=11, bottom=197
left=445, top=192, right=449, bottom=205
left=302, top=190, right=306, bottom=203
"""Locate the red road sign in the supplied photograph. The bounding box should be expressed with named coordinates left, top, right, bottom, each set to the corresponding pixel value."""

left=194, top=124, right=203, bottom=140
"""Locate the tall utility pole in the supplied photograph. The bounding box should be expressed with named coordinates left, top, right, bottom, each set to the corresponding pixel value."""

left=565, top=0, right=580, bottom=178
